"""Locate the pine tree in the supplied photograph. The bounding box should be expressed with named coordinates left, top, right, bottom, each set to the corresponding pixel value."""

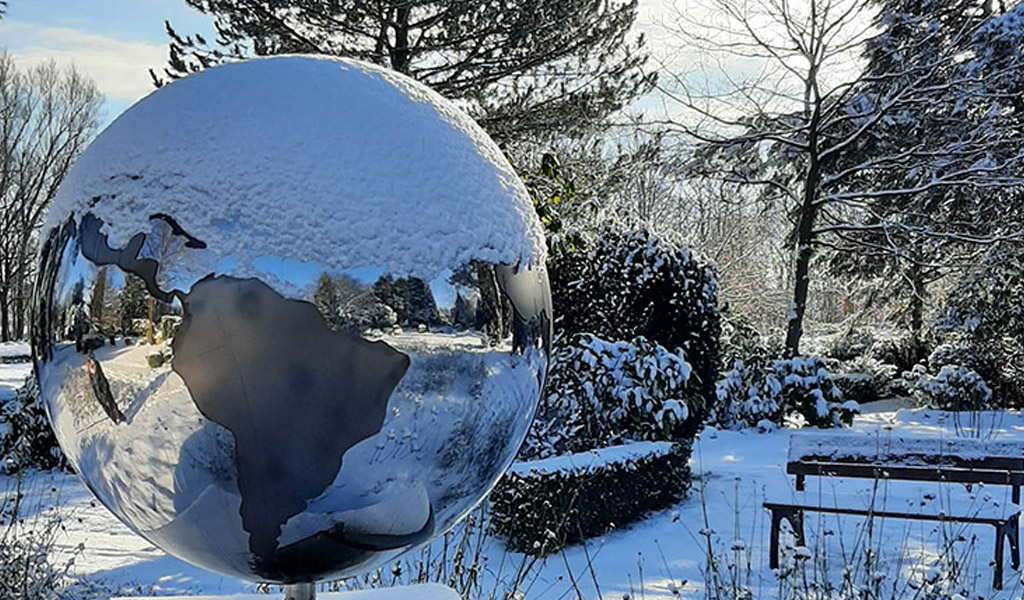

left=152, top=0, right=653, bottom=143
left=118, top=273, right=149, bottom=336
left=825, top=0, right=1024, bottom=350
left=312, top=273, right=341, bottom=330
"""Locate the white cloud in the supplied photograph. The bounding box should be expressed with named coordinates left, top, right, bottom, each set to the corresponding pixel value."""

left=2, top=20, right=166, bottom=103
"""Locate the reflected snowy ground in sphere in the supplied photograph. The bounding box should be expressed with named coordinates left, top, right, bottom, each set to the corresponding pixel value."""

left=32, top=55, right=550, bottom=584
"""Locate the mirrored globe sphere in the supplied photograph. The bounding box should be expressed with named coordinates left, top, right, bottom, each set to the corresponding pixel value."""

left=32, top=56, right=550, bottom=584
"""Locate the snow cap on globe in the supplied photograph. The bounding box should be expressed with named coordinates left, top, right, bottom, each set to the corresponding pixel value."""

left=32, top=55, right=551, bottom=584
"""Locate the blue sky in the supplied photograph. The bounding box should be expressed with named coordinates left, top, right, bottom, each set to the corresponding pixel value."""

left=1, top=0, right=216, bottom=125
left=1, top=1, right=677, bottom=128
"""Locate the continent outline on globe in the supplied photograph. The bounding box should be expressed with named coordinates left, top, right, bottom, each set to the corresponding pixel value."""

left=32, top=55, right=552, bottom=585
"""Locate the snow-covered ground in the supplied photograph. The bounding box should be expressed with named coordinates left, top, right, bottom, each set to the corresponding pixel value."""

left=5, top=359, right=1024, bottom=599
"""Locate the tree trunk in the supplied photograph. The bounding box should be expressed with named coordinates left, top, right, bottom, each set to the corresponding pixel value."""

left=12, top=287, right=22, bottom=340
left=907, top=259, right=927, bottom=362
left=0, top=286, right=8, bottom=342
left=784, top=157, right=821, bottom=358
left=391, top=7, right=412, bottom=74
left=147, top=297, right=154, bottom=345
left=783, top=207, right=817, bottom=358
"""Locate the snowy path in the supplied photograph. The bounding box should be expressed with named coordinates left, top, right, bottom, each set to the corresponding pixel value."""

left=5, top=358, right=1024, bottom=598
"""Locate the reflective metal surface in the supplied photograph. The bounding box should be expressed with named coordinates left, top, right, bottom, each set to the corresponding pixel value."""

left=34, top=212, right=550, bottom=583
left=31, top=57, right=550, bottom=584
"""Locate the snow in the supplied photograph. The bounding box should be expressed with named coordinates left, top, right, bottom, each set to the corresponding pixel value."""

left=111, top=583, right=460, bottom=599
left=9, top=356, right=1024, bottom=599
left=44, top=56, right=545, bottom=292
left=789, top=427, right=1024, bottom=462
left=509, top=441, right=676, bottom=476
left=0, top=341, right=30, bottom=358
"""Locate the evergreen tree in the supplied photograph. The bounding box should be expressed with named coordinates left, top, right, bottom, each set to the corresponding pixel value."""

left=825, top=0, right=1024, bottom=350
left=153, top=0, right=653, bottom=143
left=312, top=273, right=341, bottom=329
left=89, top=266, right=107, bottom=332
left=118, top=273, right=149, bottom=336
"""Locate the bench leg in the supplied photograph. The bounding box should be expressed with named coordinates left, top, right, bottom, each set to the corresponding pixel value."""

left=768, top=506, right=804, bottom=570
left=796, top=473, right=805, bottom=492
left=790, top=510, right=805, bottom=548
left=1014, top=485, right=1020, bottom=505
left=995, top=523, right=1005, bottom=590
left=1010, top=513, right=1021, bottom=570
left=993, top=513, right=1021, bottom=591
left=770, top=509, right=783, bottom=569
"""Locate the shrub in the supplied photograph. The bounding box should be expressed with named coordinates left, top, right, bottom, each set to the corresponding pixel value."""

left=718, top=313, right=767, bottom=369
left=0, top=377, right=67, bottom=475
left=904, top=364, right=992, bottom=412
left=826, top=327, right=923, bottom=372
left=937, top=248, right=1024, bottom=407
left=713, top=355, right=856, bottom=429
left=522, top=333, right=701, bottom=460
left=927, top=339, right=1000, bottom=387
left=549, top=227, right=720, bottom=420
left=832, top=355, right=898, bottom=405
left=0, top=478, right=79, bottom=599
left=826, top=329, right=875, bottom=361
left=490, top=442, right=690, bottom=555
left=868, top=329, right=925, bottom=372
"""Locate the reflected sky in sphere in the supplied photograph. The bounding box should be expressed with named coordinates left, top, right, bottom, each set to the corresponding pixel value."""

left=32, top=55, right=551, bottom=584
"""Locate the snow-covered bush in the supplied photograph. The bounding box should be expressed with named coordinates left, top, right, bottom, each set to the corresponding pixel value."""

left=937, top=248, right=1024, bottom=407
left=905, top=364, right=992, bottom=412
left=0, top=377, right=67, bottom=475
left=719, top=314, right=767, bottom=368
left=927, top=339, right=999, bottom=388
left=491, top=442, right=689, bottom=555
left=713, top=355, right=856, bottom=429
left=826, top=329, right=875, bottom=361
left=826, top=327, right=923, bottom=372
left=549, top=227, right=720, bottom=420
left=868, top=328, right=924, bottom=372
left=522, top=333, right=700, bottom=459
left=833, top=355, right=898, bottom=405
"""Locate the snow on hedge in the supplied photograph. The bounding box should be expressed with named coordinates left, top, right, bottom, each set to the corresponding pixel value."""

left=509, top=441, right=677, bottom=476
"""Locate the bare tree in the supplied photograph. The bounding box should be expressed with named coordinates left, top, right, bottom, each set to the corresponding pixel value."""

left=0, top=53, right=102, bottom=341
left=660, top=0, right=1024, bottom=356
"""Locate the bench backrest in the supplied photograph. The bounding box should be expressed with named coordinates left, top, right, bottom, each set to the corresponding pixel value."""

left=791, top=453, right=1024, bottom=472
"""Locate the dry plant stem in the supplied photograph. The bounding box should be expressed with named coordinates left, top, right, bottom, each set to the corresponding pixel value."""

left=580, top=536, right=604, bottom=600
left=560, top=548, right=584, bottom=599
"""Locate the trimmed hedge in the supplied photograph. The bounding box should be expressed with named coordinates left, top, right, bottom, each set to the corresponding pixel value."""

left=490, top=441, right=690, bottom=555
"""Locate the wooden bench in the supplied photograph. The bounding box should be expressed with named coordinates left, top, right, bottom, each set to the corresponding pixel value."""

left=765, top=434, right=1024, bottom=589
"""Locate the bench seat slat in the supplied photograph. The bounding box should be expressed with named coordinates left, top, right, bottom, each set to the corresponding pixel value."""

left=792, top=454, right=1024, bottom=470
left=763, top=501, right=1019, bottom=525
left=788, top=461, right=1024, bottom=486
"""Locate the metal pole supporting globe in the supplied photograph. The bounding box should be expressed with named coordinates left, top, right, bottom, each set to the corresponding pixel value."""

left=31, top=55, right=551, bottom=589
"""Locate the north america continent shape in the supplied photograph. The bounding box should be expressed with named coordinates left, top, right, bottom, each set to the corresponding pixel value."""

left=170, top=275, right=411, bottom=574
